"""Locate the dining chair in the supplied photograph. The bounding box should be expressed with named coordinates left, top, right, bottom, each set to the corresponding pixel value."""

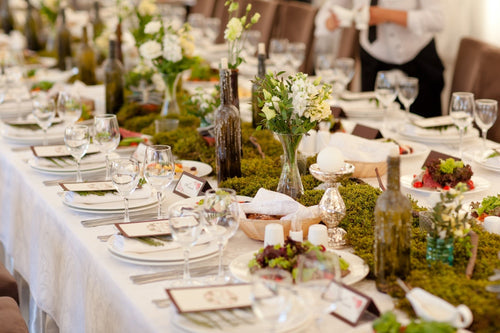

left=189, top=0, right=216, bottom=17
left=238, top=0, right=279, bottom=53
left=213, top=0, right=230, bottom=44
left=0, top=297, right=28, bottom=333
left=0, top=262, right=18, bottom=304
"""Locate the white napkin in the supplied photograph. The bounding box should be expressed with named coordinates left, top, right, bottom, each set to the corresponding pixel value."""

left=480, top=149, right=500, bottom=167
left=0, top=100, right=33, bottom=116
left=33, top=152, right=119, bottom=168
left=328, top=132, right=398, bottom=162
left=402, top=123, right=463, bottom=137
left=354, top=5, right=369, bottom=30
left=299, top=129, right=317, bottom=156
left=240, top=188, right=320, bottom=222
left=337, top=99, right=379, bottom=112
left=331, top=5, right=354, bottom=28
left=64, top=185, right=152, bottom=205
left=2, top=121, right=66, bottom=137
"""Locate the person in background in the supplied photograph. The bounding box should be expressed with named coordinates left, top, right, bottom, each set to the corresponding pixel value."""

left=316, top=0, right=445, bottom=118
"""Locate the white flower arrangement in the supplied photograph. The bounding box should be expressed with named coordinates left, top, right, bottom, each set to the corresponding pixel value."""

left=138, top=0, right=157, bottom=16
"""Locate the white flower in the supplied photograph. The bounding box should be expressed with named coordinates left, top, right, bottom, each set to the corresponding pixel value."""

left=271, top=96, right=281, bottom=113
left=224, top=17, right=243, bottom=42
left=144, top=21, right=161, bottom=34
left=179, top=34, right=195, bottom=57
left=262, top=105, right=276, bottom=120
left=162, top=33, right=182, bottom=62
left=139, top=40, right=162, bottom=60
left=43, top=0, right=58, bottom=11
left=138, top=0, right=157, bottom=16
left=151, top=73, right=166, bottom=91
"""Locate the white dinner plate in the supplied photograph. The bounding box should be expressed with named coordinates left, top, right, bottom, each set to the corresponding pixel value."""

left=176, top=160, right=213, bottom=179
left=398, top=125, right=479, bottom=144
left=2, top=130, right=64, bottom=145
left=400, top=175, right=490, bottom=194
left=394, top=140, right=430, bottom=160
left=28, top=158, right=106, bottom=175
left=62, top=194, right=158, bottom=213
left=168, top=195, right=253, bottom=210
left=464, top=149, right=500, bottom=172
left=229, top=250, right=369, bottom=286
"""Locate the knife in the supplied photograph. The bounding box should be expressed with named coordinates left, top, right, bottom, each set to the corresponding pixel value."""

left=81, top=213, right=158, bottom=227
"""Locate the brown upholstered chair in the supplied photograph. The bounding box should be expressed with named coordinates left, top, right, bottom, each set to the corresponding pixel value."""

left=213, top=0, right=230, bottom=44
left=190, top=0, right=216, bottom=17
left=0, top=262, right=18, bottom=304
left=238, top=0, right=279, bottom=53
left=0, top=297, right=28, bottom=333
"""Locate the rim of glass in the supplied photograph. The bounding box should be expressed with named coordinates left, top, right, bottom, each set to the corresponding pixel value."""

left=451, top=92, right=474, bottom=98
left=475, top=99, right=498, bottom=105
left=205, top=188, right=236, bottom=195
left=94, top=114, right=117, bottom=119
left=65, top=124, right=89, bottom=131
left=146, top=145, right=172, bottom=151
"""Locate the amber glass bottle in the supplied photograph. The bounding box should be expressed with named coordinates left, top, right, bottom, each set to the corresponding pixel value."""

left=0, top=0, right=14, bottom=34
left=374, top=149, right=412, bottom=293
left=91, top=1, right=104, bottom=40
left=25, top=0, right=42, bottom=51
left=252, top=43, right=266, bottom=128
left=215, top=59, right=242, bottom=184
left=77, top=26, right=97, bottom=85
left=56, top=8, right=72, bottom=71
left=104, top=39, right=124, bottom=114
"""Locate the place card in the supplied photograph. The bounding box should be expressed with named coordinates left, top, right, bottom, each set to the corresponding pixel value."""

left=413, top=115, right=454, bottom=128
left=422, top=150, right=460, bottom=167
left=331, top=106, right=347, bottom=119
left=114, top=219, right=170, bottom=238
left=173, top=172, right=212, bottom=198
left=324, top=281, right=380, bottom=326
left=351, top=124, right=383, bottom=139
left=31, top=144, right=100, bottom=158
left=59, top=181, right=115, bottom=192
left=167, top=284, right=251, bottom=313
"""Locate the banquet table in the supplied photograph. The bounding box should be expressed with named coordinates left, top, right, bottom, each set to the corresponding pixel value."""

left=0, top=85, right=499, bottom=333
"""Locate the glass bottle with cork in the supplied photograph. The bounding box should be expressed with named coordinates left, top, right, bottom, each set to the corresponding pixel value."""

left=0, top=0, right=14, bottom=34
left=91, top=1, right=104, bottom=40
left=215, top=57, right=241, bottom=184
left=104, top=39, right=124, bottom=114
left=252, top=42, right=266, bottom=128
left=25, top=0, right=42, bottom=51
left=374, top=148, right=412, bottom=293
left=77, top=26, right=97, bottom=85
left=56, top=7, right=72, bottom=71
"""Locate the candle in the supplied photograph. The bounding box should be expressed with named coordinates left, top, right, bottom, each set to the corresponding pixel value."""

left=258, top=42, right=265, bottom=55
left=317, top=146, right=345, bottom=172
left=221, top=57, right=228, bottom=70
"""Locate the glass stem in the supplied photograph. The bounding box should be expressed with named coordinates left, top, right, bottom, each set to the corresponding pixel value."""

left=43, top=129, right=48, bottom=146
left=157, top=191, right=163, bottom=218
left=458, top=128, right=464, bottom=159
left=217, top=241, right=224, bottom=278
left=183, top=248, right=191, bottom=281
left=482, top=129, right=488, bottom=153
left=76, top=158, right=82, bottom=182
left=123, top=197, right=129, bottom=222
left=105, top=154, right=110, bottom=180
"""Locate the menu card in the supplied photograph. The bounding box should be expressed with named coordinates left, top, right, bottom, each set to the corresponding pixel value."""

left=351, top=124, right=383, bottom=139
left=115, top=219, right=171, bottom=238
left=167, top=284, right=251, bottom=313
left=413, top=116, right=454, bottom=128
left=422, top=150, right=460, bottom=167
left=59, top=181, right=115, bottom=192
left=31, top=144, right=100, bottom=158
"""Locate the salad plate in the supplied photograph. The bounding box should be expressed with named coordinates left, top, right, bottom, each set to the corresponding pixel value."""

left=62, top=191, right=158, bottom=213
left=398, top=124, right=479, bottom=144
left=400, top=175, right=490, bottom=194
left=28, top=157, right=106, bottom=174
left=229, top=250, right=369, bottom=286
left=175, top=160, right=213, bottom=179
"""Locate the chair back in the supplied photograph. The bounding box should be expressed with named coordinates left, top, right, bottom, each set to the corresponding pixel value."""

left=190, top=0, right=216, bottom=17
left=213, top=0, right=230, bottom=43
left=0, top=263, right=18, bottom=304
left=238, top=0, right=279, bottom=53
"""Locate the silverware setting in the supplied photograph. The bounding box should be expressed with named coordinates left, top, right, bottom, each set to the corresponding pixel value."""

left=130, top=265, right=226, bottom=285
left=152, top=298, right=171, bottom=308
left=11, top=146, right=31, bottom=152
left=81, top=213, right=158, bottom=228
left=97, top=234, right=114, bottom=242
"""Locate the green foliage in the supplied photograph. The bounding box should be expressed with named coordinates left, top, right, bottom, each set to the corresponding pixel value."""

left=439, top=158, right=464, bottom=174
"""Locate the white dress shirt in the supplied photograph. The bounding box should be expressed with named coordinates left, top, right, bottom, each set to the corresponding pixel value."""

left=315, top=0, right=444, bottom=64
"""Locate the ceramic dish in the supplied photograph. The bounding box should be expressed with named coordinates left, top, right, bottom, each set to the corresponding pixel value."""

left=400, top=175, right=490, bottom=194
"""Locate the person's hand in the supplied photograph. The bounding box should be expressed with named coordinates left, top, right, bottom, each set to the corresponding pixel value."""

left=325, top=10, right=340, bottom=31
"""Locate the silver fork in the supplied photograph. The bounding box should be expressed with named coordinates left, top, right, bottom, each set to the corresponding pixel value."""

left=81, top=213, right=158, bottom=228
left=130, top=265, right=225, bottom=285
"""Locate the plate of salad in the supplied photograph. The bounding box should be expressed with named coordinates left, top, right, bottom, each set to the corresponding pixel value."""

left=471, top=195, right=500, bottom=221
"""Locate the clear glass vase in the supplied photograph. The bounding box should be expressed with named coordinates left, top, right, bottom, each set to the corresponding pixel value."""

left=161, top=73, right=181, bottom=116
left=426, top=235, right=454, bottom=265
left=276, top=133, right=304, bottom=200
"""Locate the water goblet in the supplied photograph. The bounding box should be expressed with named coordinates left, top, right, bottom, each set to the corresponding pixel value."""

left=168, top=202, right=204, bottom=285
left=110, top=158, right=140, bottom=222
left=57, top=91, right=82, bottom=124
left=144, top=145, right=175, bottom=219
left=287, top=42, right=306, bottom=72
left=94, top=114, right=120, bottom=180
left=243, top=30, right=262, bottom=57
left=397, top=76, right=419, bottom=121
left=474, top=99, right=498, bottom=153
left=375, top=71, right=397, bottom=131
left=449, top=92, right=475, bottom=159
left=269, top=38, right=289, bottom=67
left=64, top=125, right=90, bottom=182
left=333, top=57, right=355, bottom=92
left=205, top=17, right=221, bottom=44
left=315, top=53, right=335, bottom=83
left=202, top=188, right=240, bottom=282
left=32, top=93, right=56, bottom=146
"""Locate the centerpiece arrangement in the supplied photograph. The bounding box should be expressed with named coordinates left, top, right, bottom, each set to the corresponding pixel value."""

left=255, top=72, right=332, bottom=199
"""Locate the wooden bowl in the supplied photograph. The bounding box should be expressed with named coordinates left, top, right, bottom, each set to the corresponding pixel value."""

left=347, top=160, right=387, bottom=178
left=239, top=216, right=321, bottom=241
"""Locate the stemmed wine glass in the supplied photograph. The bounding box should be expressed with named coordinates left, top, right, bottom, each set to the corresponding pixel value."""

left=375, top=71, right=397, bottom=131
left=168, top=202, right=204, bottom=285
left=449, top=92, right=475, bottom=159
left=204, top=17, right=221, bottom=44
left=32, top=92, right=56, bottom=146
left=315, top=53, right=335, bottom=83
left=397, top=76, right=419, bottom=121
left=243, top=30, right=262, bottom=57
left=143, top=145, right=175, bottom=219
left=269, top=38, right=289, bottom=67
left=64, top=125, right=90, bottom=182
left=474, top=99, right=498, bottom=153
left=110, top=158, right=140, bottom=222
left=202, top=188, right=240, bottom=282
left=333, top=57, right=355, bottom=92
left=287, top=42, right=306, bottom=72
left=57, top=91, right=82, bottom=124
left=94, top=114, right=120, bottom=180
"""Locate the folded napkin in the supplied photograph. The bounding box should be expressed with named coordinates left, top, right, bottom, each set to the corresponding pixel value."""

left=480, top=149, right=500, bottom=166
left=402, top=123, right=465, bottom=137
left=0, top=100, right=33, bottom=116
left=33, top=152, right=119, bottom=168
left=328, top=132, right=398, bottom=162
left=240, top=188, right=320, bottom=222
left=64, top=185, right=152, bottom=205
left=3, top=121, right=66, bottom=137
left=337, top=99, right=380, bottom=112
left=110, top=231, right=213, bottom=254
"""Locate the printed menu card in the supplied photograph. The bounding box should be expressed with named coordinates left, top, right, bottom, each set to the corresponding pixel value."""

left=31, top=144, right=100, bottom=158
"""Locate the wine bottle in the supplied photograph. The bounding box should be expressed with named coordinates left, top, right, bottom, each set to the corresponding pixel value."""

left=56, top=8, right=72, bottom=71
left=252, top=42, right=266, bottom=128
left=0, top=0, right=14, bottom=34
left=25, top=0, right=42, bottom=51
left=374, top=149, right=412, bottom=293
left=91, top=1, right=104, bottom=40
left=104, top=39, right=124, bottom=114
left=77, top=26, right=97, bottom=85
left=215, top=57, right=242, bottom=184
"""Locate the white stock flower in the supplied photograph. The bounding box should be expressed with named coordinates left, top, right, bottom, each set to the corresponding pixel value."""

left=44, top=0, right=58, bottom=11
left=138, top=0, right=157, bottom=16
left=151, top=73, right=166, bottom=91
left=224, top=17, right=243, bottom=42
left=162, top=33, right=182, bottom=62
left=179, top=34, right=195, bottom=57
left=144, top=21, right=161, bottom=34
left=262, top=105, right=276, bottom=120
left=139, top=40, right=162, bottom=60
left=271, top=96, right=281, bottom=113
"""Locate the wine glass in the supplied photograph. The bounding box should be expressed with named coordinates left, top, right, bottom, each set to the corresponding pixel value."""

left=64, top=125, right=90, bottom=182
left=333, top=57, right=355, bottom=92
left=397, top=76, right=419, bottom=121
left=295, top=251, right=341, bottom=332
left=251, top=268, right=294, bottom=332
left=287, top=42, right=306, bottom=72
left=375, top=71, right=397, bottom=130
left=449, top=92, right=475, bottom=159
left=315, top=53, right=335, bottom=83
left=202, top=188, right=240, bottom=282
left=57, top=91, right=82, bottom=124
left=243, top=30, right=262, bottom=57
left=204, top=17, right=221, bottom=44
left=269, top=38, right=289, bottom=67
left=94, top=114, right=120, bottom=180
left=32, top=93, right=56, bottom=146
left=110, top=158, right=140, bottom=222
left=474, top=99, right=498, bottom=153
left=168, top=202, right=204, bottom=285
left=143, top=145, right=175, bottom=219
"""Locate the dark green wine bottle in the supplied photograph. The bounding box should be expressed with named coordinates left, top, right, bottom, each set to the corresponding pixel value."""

left=252, top=42, right=266, bottom=128
left=215, top=59, right=241, bottom=184
left=104, top=39, right=124, bottom=114
left=56, top=8, right=72, bottom=71
left=77, top=26, right=97, bottom=85
left=91, top=1, right=104, bottom=40
left=374, top=149, right=412, bottom=293
left=0, top=0, right=14, bottom=34
left=25, top=0, right=42, bottom=51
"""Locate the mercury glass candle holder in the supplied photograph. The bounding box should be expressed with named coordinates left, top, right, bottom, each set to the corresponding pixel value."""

left=309, top=163, right=355, bottom=249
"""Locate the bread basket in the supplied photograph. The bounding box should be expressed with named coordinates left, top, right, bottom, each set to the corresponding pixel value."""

left=239, top=216, right=321, bottom=241
left=347, top=160, right=387, bottom=178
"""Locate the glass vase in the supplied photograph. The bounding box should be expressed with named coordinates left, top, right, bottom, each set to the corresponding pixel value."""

left=230, top=69, right=239, bottom=111
left=161, top=73, right=181, bottom=116
left=276, top=133, right=304, bottom=200
left=426, top=236, right=454, bottom=265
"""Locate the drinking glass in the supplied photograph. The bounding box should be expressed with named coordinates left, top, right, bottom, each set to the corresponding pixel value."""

left=251, top=268, right=294, bottom=332
left=64, top=125, right=90, bottom=182
left=204, top=17, right=221, bottom=44
left=474, top=99, right=498, bottom=153
left=375, top=71, right=397, bottom=130
left=202, top=188, right=240, bottom=282
left=168, top=202, right=204, bottom=285
left=397, top=76, right=419, bottom=120
left=32, top=93, right=56, bottom=146
left=57, top=91, right=82, bottom=124
left=110, top=158, right=140, bottom=222
left=449, top=92, right=474, bottom=159
left=269, top=38, right=289, bottom=67
left=315, top=53, right=335, bottom=83
left=333, top=57, right=355, bottom=92
left=287, top=42, right=306, bottom=72
left=94, top=114, right=120, bottom=180
left=243, top=30, right=261, bottom=57
left=144, top=145, right=175, bottom=219
left=295, top=251, right=341, bottom=332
